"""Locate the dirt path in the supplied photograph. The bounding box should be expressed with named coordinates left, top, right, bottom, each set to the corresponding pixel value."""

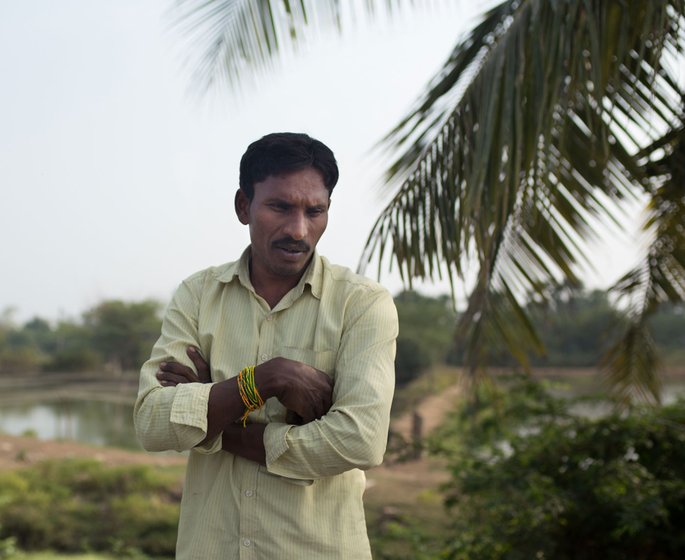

left=390, top=382, right=463, bottom=440
left=0, top=434, right=186, bottom=470
left=364, top=381, right=463, bottom=512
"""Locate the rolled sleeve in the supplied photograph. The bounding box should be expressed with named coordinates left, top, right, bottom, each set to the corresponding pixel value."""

left=263, top=422, right=293, bottom=466
left=263, top=289, right=398, bottom=480
left=134, top=274, right=221, bottom=453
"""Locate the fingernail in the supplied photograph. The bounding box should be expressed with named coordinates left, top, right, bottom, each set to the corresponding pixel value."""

left=188, top=347, right=196, bottom=353
left=160, top=362, right=166, bottom=367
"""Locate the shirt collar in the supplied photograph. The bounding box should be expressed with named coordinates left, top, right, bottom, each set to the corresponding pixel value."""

left=215, top=246, right=323, bottom=301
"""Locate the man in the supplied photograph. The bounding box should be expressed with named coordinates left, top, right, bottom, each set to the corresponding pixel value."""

left=134, top=132, right=398, bottom=559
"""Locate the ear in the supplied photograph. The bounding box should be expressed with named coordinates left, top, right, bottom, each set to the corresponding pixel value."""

left=235, top=189, right=250, bottom=225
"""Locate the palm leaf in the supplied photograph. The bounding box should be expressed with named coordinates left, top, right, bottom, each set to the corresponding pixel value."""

left=362, top=0, right=685, bottom=383
left=170, top=0, right=412, bottom=92
left=606, top=120, right=685, bottom=402
left=174, top=0, right=685, bottom=399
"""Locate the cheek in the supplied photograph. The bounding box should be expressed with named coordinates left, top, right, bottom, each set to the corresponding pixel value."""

left=313, top=216, right=328, bottom=239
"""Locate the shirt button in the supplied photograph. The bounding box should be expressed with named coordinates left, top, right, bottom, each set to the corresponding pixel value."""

left=260, top=353, right=267, bottom=361
left=245, top=489, right=253, bottom=497
left=243, top=538, right=252, bottom=547
left=266, top=314, right=273, bottom=321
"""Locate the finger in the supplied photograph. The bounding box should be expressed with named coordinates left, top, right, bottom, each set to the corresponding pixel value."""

left=159, top=361, right=199, bottom=382
left=187, top=347, right=211, bottom=383
left=158, top=380, right=178, bottom=387
left=157, top=373, right=192, bottom=385
left=157, top=368, right=198, bottom=384
left=159, top=361, right=190, bottom=373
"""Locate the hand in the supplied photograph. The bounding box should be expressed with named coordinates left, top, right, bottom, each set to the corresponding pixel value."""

left=221, top=423, right=267, bottom=465
left=256, top=357, right=333, bottom=424
left=156, top=346, right=211, bottom=386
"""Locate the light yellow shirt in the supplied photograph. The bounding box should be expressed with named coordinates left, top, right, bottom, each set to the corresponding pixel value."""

left=134, top=249, right=398, bottom=560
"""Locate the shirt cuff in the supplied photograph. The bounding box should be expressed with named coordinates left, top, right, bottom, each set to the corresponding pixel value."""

left=169, top=382, right=213, bottom=448
left=193, top=433, right=222, bottom=454
left=263, top=422, right=293, bottom=471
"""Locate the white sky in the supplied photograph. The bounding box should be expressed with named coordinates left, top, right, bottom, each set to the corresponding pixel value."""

left=0, top=1, right=642, bottom=323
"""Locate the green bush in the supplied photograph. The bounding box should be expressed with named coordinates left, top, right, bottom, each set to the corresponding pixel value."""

left=0, top=460, right=180, bottom=558
left=430, top=376, right=685, bottom=559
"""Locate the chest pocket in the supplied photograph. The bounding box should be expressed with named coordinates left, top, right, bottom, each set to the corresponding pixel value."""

left=256, top=347, right=336, bottom=426
left=278, top=347, right=337, bottom=378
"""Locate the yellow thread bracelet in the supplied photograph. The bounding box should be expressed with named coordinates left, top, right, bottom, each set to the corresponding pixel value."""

left=237, top=365, right=264, bottom=427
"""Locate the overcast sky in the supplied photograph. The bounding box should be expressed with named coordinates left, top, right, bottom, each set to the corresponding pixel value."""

left=0, top=1, right=642, bottom=323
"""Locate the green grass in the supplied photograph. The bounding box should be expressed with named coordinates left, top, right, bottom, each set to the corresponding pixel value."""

left=14, top=554, right=119, bottom=559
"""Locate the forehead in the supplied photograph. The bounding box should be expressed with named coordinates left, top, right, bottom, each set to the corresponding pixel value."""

left=252, top=167, right=329, bottom=204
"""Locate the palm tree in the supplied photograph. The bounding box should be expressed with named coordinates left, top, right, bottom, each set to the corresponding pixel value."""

left=172, top=0, right=685, bottom=404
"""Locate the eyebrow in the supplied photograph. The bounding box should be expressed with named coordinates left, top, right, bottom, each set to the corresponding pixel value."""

left=264, top=197, right=328, bottom=210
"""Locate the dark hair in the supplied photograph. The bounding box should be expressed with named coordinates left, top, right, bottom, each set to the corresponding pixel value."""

left=239, top=132, right=339, bottom=200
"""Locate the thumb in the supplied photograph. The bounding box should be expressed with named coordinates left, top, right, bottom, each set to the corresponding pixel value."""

left=187, top=346, right=211, bottom=383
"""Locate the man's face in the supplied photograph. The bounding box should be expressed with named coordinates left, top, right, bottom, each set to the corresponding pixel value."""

left=236, top=166, right=330, bottom=282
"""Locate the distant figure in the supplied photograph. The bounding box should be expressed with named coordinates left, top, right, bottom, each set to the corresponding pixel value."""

left=134, top=132, right=398, bottom=559
left=411, top=410, right=424, bottom=459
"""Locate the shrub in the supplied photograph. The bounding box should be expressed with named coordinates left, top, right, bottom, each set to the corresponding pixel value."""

left=0, top=460, right=180, bottom=558
left=430, top=376, right=685, bottom=559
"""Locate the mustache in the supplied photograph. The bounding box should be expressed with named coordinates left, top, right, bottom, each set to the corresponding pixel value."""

left=272, top=238, right=310, bottom=252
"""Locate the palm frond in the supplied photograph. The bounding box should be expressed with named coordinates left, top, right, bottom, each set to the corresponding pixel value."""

left=170, top=0, right=415, bottom=92
left=605, top=120, right=685, bottom=402
left=600, top=321, right=662, bottom=407
left=362, top=0, right=685, bottom=375
left=171, top=0, right=315, bottom=92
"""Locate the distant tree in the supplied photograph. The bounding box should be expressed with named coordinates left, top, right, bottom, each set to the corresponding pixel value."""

left=83, top=300, right=162, bottom=372
left=0, top=311, right=46, bottom=373
left=394, top=291, right=456, bottom=385
left=529, top=287, right=624, bottom=367
left=648, top=303, right=685, bottom=364
left=430, top=376, right=685, bottom=559
left=22, top=317, right=58, bottom=354
left=46, top=320, right=101, bottom=372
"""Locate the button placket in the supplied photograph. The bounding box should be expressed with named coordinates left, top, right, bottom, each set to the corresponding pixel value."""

left=256, top=311, right=275, bottom=365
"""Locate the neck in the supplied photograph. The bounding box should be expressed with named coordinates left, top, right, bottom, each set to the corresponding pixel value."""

left=249, top=261, right=309, bottom=309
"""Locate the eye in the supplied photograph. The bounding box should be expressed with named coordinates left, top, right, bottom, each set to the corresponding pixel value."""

left=308, top=207, right=326, bottom=216
left=269, top=202, right=290, bottom=212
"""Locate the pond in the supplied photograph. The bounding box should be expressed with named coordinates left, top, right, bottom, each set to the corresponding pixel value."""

left=0, top=399, right=139, bottom=450
left=0, top=375, right=683, bottom=451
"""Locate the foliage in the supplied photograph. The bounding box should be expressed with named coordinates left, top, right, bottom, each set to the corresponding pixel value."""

left=173, top=0, right=685, bottom=403
left=0, top=299, right=161, bottom=375
left=405, top=287, right=685, bottom=373
left=527, top=286, right=624, bottom=367
left=45, top=321, right=100, bottom=373
left=364, top=0, right=685, bottom=403
left=394, top=291, right=457, bottom=385
left=83, top=300, right=161, bottom=371
left=0, top=527, right=17, bottom=560
left=648, top=303, right=685, bottom=364
left=430, top=376, right=685, bottom=559
left=0, top=460, right=179, bottom=558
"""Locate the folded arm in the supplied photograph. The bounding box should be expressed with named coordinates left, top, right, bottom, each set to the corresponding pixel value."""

left=155, top=352, right=334, bottom=461
left=134, top=276, right=333, bottom=454
left=262, top=289, right=398, bottom=480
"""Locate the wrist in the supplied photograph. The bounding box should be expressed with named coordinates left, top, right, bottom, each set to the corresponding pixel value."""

left=254, top=361, right=280, bottom=400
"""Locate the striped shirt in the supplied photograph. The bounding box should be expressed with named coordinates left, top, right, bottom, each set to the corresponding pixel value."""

left=134, top=248, right=398, bottom=559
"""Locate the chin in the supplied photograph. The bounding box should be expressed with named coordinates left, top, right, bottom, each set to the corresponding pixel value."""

left=275, top=264, right=307, bottom=278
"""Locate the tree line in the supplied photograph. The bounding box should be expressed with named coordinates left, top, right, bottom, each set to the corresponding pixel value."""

left=2, top=286, right=683, bottom=379
left=394, top=287, right=685, bottom=387
left=0, top=300, right=162, bottom=374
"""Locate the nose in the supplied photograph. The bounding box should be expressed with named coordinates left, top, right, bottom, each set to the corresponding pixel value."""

left=283, top=211, right=307, bottom=240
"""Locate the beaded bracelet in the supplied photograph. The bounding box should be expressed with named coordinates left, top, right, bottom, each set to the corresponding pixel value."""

left=237, top=365, right=264, bottom=427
